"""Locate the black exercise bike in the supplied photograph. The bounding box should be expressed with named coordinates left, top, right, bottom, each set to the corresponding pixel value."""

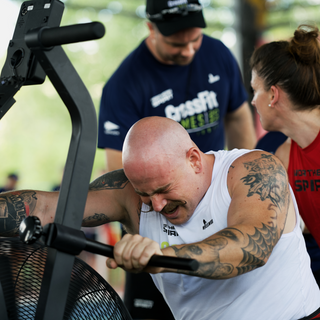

left=0, top=2, right=198, bottom=319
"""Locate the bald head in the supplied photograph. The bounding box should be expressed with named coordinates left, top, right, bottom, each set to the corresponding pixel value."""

left=123, top=116, right=194, bottom=167
left=122, top=117, right=199, bottom=183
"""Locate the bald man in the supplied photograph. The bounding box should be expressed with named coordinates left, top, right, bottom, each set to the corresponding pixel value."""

left=0, top=117, right=319, bottom=319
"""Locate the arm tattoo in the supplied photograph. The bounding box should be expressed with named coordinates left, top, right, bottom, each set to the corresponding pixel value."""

left=237, top=223, right=278, bottom=275
left=0, top=191, right=37, bottom=236
left=89, top=169, right=129, bottom=191
left=171, top=224, right=279, bottom=279
left=169, top=154, right=289, bottom=279
left=82, top=213, right=110, bottom=227
left=240, top=154, right=288, bottom=209
left=172, top=237, right=234, bottom=279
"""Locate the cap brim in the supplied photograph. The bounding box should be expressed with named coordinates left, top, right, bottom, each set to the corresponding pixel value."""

left=155, top=11, right=206, bottom=36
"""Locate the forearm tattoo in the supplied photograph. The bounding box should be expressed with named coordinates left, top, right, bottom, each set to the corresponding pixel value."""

left=0, top=191, right=37, bottom=237
left=237, top=223, right=277, bottom=275
left=171, top=154, right=289, bottom=279
left=172, top=225, right=277, bottom=279
left=172, top=237, right=234, bottom=279
left=89, top=169, right=129, bottom=191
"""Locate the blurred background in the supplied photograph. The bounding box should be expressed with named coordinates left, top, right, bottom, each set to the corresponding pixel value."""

left=1, top=0, right=320, bottom=294
left=1, top=0, right=320, bottom=189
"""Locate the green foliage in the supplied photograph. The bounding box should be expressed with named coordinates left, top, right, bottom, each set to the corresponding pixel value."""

left=0, top=1, right=150, bottom=190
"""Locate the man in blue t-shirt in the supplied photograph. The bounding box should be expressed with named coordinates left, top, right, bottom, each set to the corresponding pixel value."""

left=98, top=0, right=256, bottom=172
left=98, top=0, right=256, bottom=318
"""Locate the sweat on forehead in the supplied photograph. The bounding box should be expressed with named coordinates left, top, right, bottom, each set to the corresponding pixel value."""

left=122, top=117, right=193, bottom=165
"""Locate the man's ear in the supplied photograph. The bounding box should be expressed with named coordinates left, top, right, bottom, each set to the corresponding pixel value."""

left=186, top=148, right=202, bottom=173
left=147, top=22, right=156, bottom=39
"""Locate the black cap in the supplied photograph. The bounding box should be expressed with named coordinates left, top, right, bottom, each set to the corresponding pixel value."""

left=146, top=0, right=206, bottom=36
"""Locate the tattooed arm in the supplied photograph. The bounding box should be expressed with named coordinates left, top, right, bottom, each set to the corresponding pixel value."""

left=0, top=169, right=141, bottom=237
left=0, top=190, right=59, bottom=237
left=107, top=152, right=296, bottom=279
left=158, top=151, right=296, bottom=279
left=84, top=169, right=141, bottom=234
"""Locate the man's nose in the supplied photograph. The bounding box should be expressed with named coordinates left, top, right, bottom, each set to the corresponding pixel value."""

left=181, top=43, right=195, bottom=57
left=151, top=194, right=167, bottom=212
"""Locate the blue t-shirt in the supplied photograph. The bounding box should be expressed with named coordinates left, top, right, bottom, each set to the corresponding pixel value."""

left=98, top=35, right=248, bottom=153
left=256, top=131, right=287, bottom=154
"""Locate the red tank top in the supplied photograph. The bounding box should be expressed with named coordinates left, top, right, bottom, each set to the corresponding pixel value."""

left=288, top=130, right=320, bottom=247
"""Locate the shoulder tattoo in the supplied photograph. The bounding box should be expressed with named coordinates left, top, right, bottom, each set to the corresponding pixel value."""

left=240, top=153, right=288, bottom=209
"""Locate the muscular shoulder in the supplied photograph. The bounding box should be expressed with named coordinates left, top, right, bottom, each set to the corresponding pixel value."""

left=227, top=150, right=288, bottom=199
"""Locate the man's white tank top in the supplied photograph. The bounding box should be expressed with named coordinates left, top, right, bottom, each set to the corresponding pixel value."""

left=140, top=149, right=320, bottom=320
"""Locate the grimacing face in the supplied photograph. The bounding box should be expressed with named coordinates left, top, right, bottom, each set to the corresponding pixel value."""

left=128, top=159, right=200, bottom=225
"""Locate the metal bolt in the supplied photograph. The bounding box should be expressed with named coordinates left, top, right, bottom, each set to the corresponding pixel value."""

left=21, top=7, right=28, bottom=16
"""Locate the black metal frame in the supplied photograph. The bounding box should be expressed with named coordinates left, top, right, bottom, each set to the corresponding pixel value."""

left=0, top=1, right=104, bottom=319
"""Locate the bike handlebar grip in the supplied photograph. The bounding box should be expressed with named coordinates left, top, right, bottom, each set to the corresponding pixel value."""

left=93, top=243, right=199, bottom=271
left=148, top=255, right=199, bottom=271
left=40, top=22, right=105, bottom=47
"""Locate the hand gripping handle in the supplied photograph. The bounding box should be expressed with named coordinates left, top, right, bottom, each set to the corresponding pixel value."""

left=84, top=241, right=199, bottom=271
left=19, top=217, right=199, bottom=272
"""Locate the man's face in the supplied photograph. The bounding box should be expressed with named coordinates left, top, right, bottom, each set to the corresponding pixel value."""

left=128, top=159, right=199, bottom=225
left=151, top=26, right=203, bottom=65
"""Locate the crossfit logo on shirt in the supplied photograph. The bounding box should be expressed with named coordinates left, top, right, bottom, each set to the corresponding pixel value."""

left=104, top=121, right=120, bottom=136
left=164, top=89, right=220, bottom=134
left=163, top=224, right=179, bottom=236
left=150, top=89, right=173, bottom=108
left=202, top=219, right=213, bottom=230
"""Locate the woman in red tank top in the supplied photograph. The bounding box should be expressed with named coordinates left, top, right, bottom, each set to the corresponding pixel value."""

left=250, top=26, right=320, bottom=312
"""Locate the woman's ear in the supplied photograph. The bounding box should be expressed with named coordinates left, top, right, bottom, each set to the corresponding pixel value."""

left=270, top=85, right=280, bottom=107
left=186, top=148, right=202, bottom=173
